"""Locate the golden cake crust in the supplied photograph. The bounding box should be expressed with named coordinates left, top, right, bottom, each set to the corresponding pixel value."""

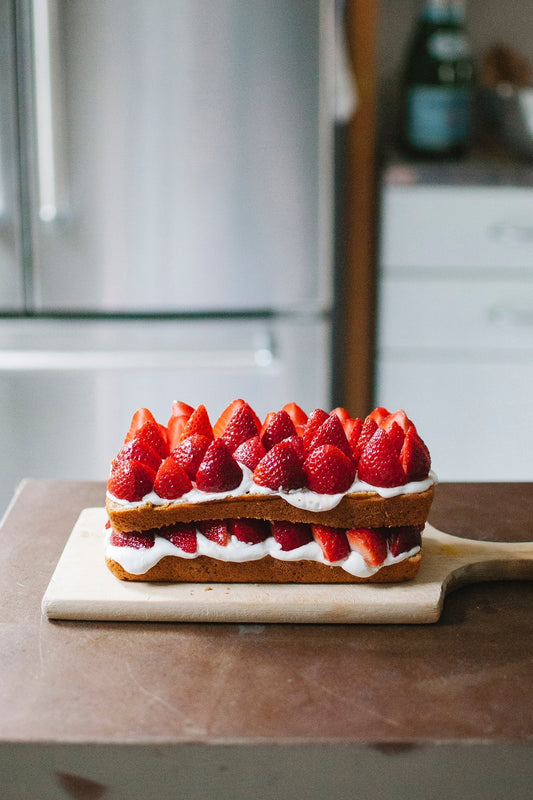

left=105, top=551, right=421, bottom=583
left=106, top=484, right=434, bottom=533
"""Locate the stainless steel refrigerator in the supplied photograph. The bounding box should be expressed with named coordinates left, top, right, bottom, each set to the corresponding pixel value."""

left=0, top=0, right=337, bottom=513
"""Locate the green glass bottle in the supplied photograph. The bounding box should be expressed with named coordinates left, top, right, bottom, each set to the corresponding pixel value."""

left=400, top=0, right=474, bottom=158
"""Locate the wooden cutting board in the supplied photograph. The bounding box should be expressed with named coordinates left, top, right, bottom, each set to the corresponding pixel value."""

left=41, top=507, right=533, bottom=624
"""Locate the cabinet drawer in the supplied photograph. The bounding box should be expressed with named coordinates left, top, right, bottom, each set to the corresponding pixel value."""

left=377, top=276, right=533, bottom=352
left=381, top=186, right=533, bottom=271
left=375, top=359, right=533, bottom=481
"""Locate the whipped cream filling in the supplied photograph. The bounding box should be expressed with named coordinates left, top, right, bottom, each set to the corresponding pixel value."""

left=105, top=526, right=422, bottom=579
left=107, top=465, right=437, bottom=512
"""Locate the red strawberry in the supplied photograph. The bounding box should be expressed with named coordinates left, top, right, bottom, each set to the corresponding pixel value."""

left=303, top=444, right=356, bottom=494
left=253, top=439, right=307, bottom=491
left=312, top=524, right=350, bottom=562
left=233, top=435, right=267, bottom=471
left=386, top=420, right=406, bottom=456
left=178, top=404, right=213, bottom=444
left=282, top=402, right=308, bottom=430
left=331, top=407, right=350, bottom=424
left=381, top=409, right=412, bottom=433
left=167, top=414, right=189, bottom=450
left=124, top=407, right=158, bottom=443
left=220, top=401, right=261, bottom=452
left=284, top=435, right=306, bottom=464
left=195, top=439, right=243, bottom=492
left=154, top=457, right=193, bottom=499
left=134, top=420, right=169, bottom=459
left=260, top=409, right=297, bottom=450
left=107, top=458, right=156, bottom=501
left=346, top=527, right=388, bottom=567
left=271, top=521, right=313, bottom=551
left=170, top=400, right=194, bottom=418
left=357, top=427, right=406, bottom=488
left=368, top=406, right=390, bottom=425
left=197, top=519, right=230, bottom=546
left=308, top=413, right=352, bottom=458
left=400, top=426, right=431, bottom=482
left=388, top=524, right=423, bottom=557
left=347, top=417, right=363, bottom=452
left=161, top=522, right=198, bottom=553
left=109, top=529, right=155, bottom=549
left=213, top=399, right=262, bottom=439
left=170, top=433, right=211, bottom=479
left=113, top=437, right=162, bottom=472
left=352, top=416, right=378, bottom=464
left=302, top=408, right=329, bottom=451
left=230, top=518, right=270, bottom=544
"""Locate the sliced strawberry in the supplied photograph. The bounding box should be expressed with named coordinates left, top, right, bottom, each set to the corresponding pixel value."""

left=109, top=529, right=155, bottom=549
left=368, top=407, right=391, bottom=425
left=380, top=409, right=412, bottom=433
left=253, top=439, right=307, bottom=491
left=400, top=426, right=431, bottom=482
left=178, top=403, right=213, bottom=444
left=170, top=433, right=211, bottom=480
left=197, top=519, right=230, bottom=546
left=308, top=413, right=352, bottom=458
left=387, top=524, right=423, bottom=557
left=312, top=524, right=350, bottom=562
left=347, top=417, right=363, bottom=452
left=134, top=420, right=169, bottom=459
left=113, top=437, right=162, bottom=473
left=170, top=400, right=194, bottom=418
left=271, top=521, right=313, bottom=551
left=352, top=416, right=378, bottom=464
left=346, top=527, right=388, bottom=567
left=161, top=522, right=198, bottom=553
left=282, top=402, right=308, bottom=428
left=107, top=458, right=156, bottom=501
left=195, top=439, right=243, bottom=493
left=357, top=427, right=406, bottom=488
left=303, top=444, right=356, bottom=494
left=331, top=407, right=351, bottom=424
left=230, top=518, right=270, bottom=544
left=284, top=434, right=306, bottom=465
left=124, top=407, right=158, bottom=443
left=233, top=435, right=267, bottom=471
left=154, top=457, right=193, bottom=499
left=167, top=414, right=189, bottom=450
left=220, top=401, right=261, bottom=452
left=386, top=420, right=406, bottom=457
left=302, top=408, right=329, bottom=451
left=213, top=399, right=262, bottom=439
left=260, top=409, right=297, bottom=450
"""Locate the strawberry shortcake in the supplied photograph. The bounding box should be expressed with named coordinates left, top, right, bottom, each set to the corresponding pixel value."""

left=105, top=400, right=436, bottom=583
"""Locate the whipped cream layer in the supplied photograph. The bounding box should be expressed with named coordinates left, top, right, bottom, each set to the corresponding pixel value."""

left=105, top=526, right=422, bottom=579
left=107, top=464, right=437, bottom=512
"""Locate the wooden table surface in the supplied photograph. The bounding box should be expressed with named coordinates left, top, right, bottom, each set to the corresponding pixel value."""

left=0, top=479, right=532, bottom=800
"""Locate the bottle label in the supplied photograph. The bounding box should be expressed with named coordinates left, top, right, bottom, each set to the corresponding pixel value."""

left=406, top=86, right=470, bottom=150
left=428, top=32, right=470, bottom=60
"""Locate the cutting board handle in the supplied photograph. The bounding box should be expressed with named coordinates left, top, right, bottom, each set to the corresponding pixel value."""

left=429, top=527, right=533, bottom=595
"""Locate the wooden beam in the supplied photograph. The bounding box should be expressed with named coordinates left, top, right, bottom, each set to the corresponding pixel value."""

left=336, top=0, right=378, bottom=416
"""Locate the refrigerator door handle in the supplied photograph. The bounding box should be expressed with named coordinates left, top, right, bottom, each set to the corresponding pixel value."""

left=31, top=0, right=66, bottom=223
left=0, top=344, right=276, bottom=371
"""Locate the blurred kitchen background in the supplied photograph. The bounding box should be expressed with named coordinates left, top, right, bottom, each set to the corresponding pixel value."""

left=1, top=0, right=532, bottom=515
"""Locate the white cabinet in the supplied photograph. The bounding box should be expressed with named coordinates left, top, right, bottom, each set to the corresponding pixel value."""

left=376, top=174, right=533, bottom=481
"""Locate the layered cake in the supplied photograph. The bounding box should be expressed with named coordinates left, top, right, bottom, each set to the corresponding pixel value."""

left=105, top=400, right=435, bottom=583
